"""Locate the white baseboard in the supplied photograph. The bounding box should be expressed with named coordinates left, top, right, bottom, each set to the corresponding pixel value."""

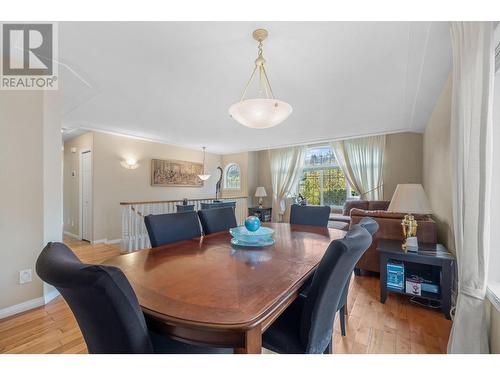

left=0, top=296, right=45, bottom=320
left=63, top=231, right=80, bottom=240
left=44, top=288, right=60, bottom=305
left=92, top=238, right=121, bottom=245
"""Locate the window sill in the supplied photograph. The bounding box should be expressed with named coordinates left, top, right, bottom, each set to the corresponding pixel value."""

left=487, top=283, right=500, bottom=312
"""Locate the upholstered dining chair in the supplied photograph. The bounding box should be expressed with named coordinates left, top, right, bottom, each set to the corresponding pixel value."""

left=335, top=217, right=379, bottom=336
left=289, top=204, right=331, bottom=227
left=36, top=242, right=231, bottom=354
left=197, top=207, right=237, bottom=235
left=262, top=218, right=376, bottom=354
left=144, top=211, right=201, bottom=247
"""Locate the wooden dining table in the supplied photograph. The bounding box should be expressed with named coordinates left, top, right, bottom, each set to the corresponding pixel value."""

left=103, top=222, right=344, bottom=354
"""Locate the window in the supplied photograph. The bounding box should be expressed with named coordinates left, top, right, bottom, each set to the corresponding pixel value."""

left=298, top=145, right=358, bottom=207
left=224, top=163, right=241, bottom=189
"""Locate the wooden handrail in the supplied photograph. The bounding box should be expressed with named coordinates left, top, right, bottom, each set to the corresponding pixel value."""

left=120, top=196, right=248, bottom=206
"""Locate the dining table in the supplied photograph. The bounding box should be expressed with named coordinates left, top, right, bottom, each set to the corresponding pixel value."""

left=103, top=222, right=345, bottom=354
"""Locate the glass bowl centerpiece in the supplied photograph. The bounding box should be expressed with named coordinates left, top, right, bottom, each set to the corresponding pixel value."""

left=229, top=216, right=275, bottom=247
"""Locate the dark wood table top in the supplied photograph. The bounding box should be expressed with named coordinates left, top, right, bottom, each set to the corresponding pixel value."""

left=104, top=223, right=343, bottom=330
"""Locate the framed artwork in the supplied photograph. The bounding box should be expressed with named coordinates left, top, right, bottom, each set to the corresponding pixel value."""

left=151, top=159, right=204, bottom=187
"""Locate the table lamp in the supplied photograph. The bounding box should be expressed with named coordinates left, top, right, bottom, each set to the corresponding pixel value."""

left=387, top=184, right=432, bottom=251
left=255, top=187, right=267, bottom=208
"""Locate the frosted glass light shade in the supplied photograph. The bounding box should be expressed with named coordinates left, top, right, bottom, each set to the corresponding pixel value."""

left=229, top=98, right=292, bottom=129
left=198, top=174, right=211, bottom=181
left=387, top=184, right=432, bottom=214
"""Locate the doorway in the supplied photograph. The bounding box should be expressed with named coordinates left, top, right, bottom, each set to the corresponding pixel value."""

left=80, top=150, right=92, bottom=242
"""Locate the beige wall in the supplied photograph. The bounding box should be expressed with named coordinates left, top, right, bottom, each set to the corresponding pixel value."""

left=89, top=132, right=222, bottom=241
left=256, top=150, right=273, bottom=208
left=422, top=74, right=455, bottom=252
left=383, top=132, right=423, bottom=200
left=63, top=132, right=94, bottom=237
left=0, top=91, right=45, bottom=309
left=247, top=151, right=259, bottom=206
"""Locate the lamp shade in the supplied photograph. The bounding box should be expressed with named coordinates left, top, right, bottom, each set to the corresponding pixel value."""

left=229, top=99, right=292, bottom=129
left=387, top=184, right=432, bottom=214
left=255, top=186, right=267, bottom=197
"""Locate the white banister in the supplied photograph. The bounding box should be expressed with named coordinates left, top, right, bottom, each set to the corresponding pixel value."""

left=120, top=197, right=248, bottom=252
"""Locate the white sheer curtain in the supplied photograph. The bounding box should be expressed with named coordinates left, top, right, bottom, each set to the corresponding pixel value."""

left=331, top=135, right=385, bottom=200
left=269, top=146, right=305, bottom=222
left=447, top=22, right=494, bottom=354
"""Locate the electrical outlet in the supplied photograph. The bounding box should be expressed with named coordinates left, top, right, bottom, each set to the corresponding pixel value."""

left=19, top=269, right=32, bottom=284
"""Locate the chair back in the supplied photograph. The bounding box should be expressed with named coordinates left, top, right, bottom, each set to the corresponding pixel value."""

left=197, top=207, right=237, bottom=235
left=290, top=204, right=331, bottom=227
left=35, top=242, right=153, bottom=354
left=144, top=211, right=201, bottom=247
left=299, top=220, right=375, bottom=353
left=337, top=217, right=379, bottom=308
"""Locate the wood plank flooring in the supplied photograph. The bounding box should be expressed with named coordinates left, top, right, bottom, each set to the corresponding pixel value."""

left=0, top=237, right=451, bottom=354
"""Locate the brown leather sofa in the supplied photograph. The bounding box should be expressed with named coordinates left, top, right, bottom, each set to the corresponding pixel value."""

left=342, top=200, right=391, bottom=215
left=350, top=209, right=437, bottom=274
left=329, top=200, right=390, bottom=231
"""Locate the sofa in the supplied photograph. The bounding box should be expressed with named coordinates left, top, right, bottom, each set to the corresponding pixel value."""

left=350, top=209, right=437, bottom=274
left=328, top=200, right=390, bottom=230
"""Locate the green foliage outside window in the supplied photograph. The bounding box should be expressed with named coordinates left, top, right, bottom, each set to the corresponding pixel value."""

left=299, top=166, right=352, bottom=206
left=323, top=168, right=348, bottom=206
left=298, top=146, right=358, bottom=207
left=299, top=170, right=321, bottom=205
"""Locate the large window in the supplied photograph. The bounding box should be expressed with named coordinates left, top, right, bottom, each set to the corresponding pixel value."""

left=224, top=163, right=241, bottom=189
left=298, top=145, right=358, bottom=207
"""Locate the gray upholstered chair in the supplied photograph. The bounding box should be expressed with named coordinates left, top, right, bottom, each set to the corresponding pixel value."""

left=197, top=207, right=237, bottom=235
left=36, top=242, right=231, bottom=354
left=144, top=211, right=201, bottom=247
left=262, top=218, right=377, bottom=354
left=290, top=204, right=331, bottom=227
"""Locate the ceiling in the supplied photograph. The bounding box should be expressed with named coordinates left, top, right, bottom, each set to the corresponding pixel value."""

left=59, top=22, right=452, bottom=154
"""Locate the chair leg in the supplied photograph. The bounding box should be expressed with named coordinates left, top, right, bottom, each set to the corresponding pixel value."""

left=340, top=305, right=347, bottom=337
left=324, top=339, right=332, bottom=354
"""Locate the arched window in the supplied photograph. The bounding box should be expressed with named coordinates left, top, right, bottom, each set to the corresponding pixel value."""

left=224, top=163, right=241, bottom=189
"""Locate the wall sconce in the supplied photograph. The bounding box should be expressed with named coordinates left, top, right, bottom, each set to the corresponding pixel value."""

left=121, top=158, right=139, bottom=170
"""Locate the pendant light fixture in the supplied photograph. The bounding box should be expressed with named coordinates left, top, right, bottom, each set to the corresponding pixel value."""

left=229, top=29, right=292, bottom=129
left=197, top=147, right=211, bottom=181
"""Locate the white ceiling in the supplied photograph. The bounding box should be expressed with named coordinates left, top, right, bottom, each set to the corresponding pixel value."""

left=59, top=22, right=452, bottom=154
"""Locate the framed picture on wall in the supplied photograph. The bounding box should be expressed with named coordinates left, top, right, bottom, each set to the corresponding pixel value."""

left=151, top=159, right=204, bottom=187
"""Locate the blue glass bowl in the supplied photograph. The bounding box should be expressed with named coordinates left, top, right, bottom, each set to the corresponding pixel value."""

left=229, top=226, right=275, bottom=246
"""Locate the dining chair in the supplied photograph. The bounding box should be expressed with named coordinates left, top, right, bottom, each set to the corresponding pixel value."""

left=36, top=242, right=232, bottom=354
left=144, top=211, right=201, bottom=247
left=289, top=204, right=331, bottom=227
left=262, top=219, right=375, bottom=354
left=197, top=207, right=237, bottom=235
left=336, top=217, right=379, bottom=336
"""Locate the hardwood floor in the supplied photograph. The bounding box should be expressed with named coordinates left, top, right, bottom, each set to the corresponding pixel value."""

left=0, top=237, right=451, bottom=354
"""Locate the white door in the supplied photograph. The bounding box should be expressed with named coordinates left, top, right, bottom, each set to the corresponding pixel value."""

left=81, top=151, right=92, bottom=241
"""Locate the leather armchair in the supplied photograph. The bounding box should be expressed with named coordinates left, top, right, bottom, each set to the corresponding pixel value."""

left=350, top=209, right=437, bottom=274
